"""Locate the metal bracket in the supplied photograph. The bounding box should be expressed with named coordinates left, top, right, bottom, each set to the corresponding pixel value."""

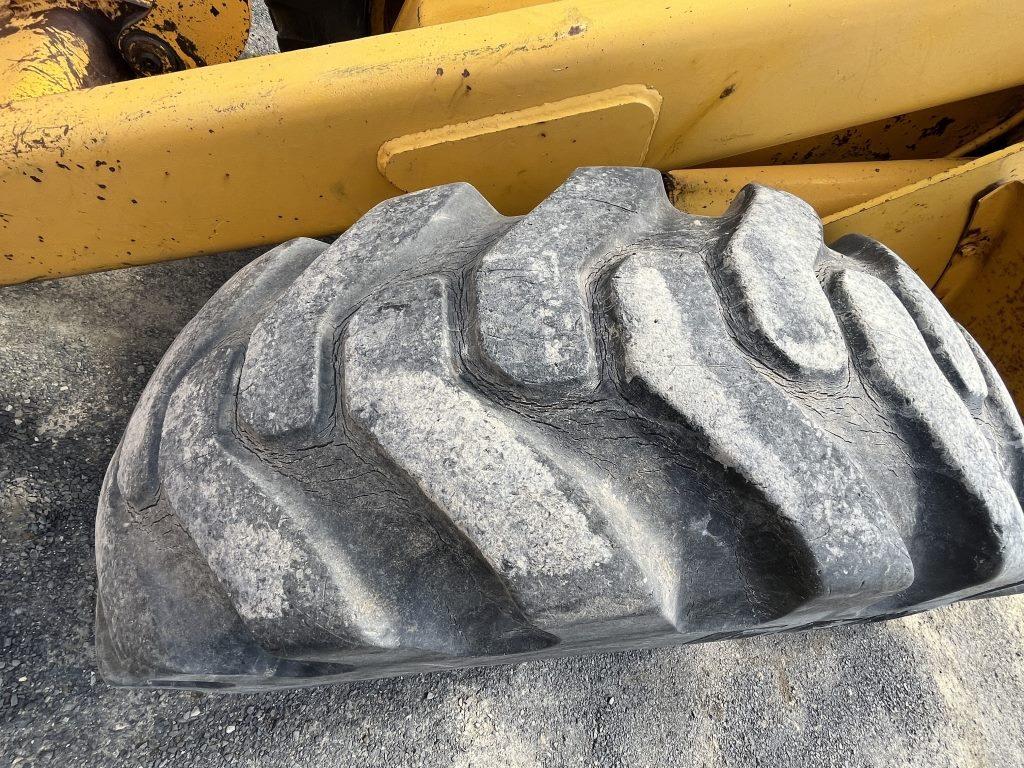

left=823, top=142, right=1024, bottom=285
left=937, top=181, right=1024, bottom=407
left=378, top=85, right=662, bottom=214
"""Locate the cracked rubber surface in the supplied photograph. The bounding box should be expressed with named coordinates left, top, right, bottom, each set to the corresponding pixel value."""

left=95, top=168, right=1024, bottom=691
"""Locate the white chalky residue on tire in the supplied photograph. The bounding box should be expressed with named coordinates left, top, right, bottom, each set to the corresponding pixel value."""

left=613, top=259, right=914, bottom=606
left=719, top=187, right=847, bottom=378
left=341, top=276, right=660, bottom=624
left=475, top=166, right=672, bottom=391
left=349, top=369, right=614, bottom=580
left=202, top=520, right=302, bottom=621
left=618, top=265, right=803, bottom=509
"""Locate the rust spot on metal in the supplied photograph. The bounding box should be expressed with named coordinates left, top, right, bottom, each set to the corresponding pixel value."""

left=953, top=226, right=993, bottom=261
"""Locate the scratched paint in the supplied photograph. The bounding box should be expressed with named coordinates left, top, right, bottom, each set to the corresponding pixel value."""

left=0, top=0, right=249, bottom=85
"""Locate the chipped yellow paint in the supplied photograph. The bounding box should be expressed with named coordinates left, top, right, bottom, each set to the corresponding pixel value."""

left=666, top=160, right=965, bottom=218
left=127, top=0, right=250, bottom=72
left=0, top=3, right=135, bottom=104
left=711, top=87, right=1024, bottom=166
left=0, top=12, right=122, bottom=104
left=393, top=0, right=553, bottom=31
left=380, top=85, right=661, bottom=214
left=0, top=0, right=249, bottom=90
left=823, top=142, right=1024, bottom=287
left=3, top=0, right=1024, bottom=283
left=1, top=0, right=133, bottom=23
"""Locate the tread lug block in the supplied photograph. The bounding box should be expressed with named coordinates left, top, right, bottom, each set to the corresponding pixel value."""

left=828, top=269, right=1024, bottom=608
left=831, top=234, right=988, bottom=409
left=161, top=348, right=385, bottom=654
left=711, top=185, right=848, bottom=382
left=117, top=238, right=328, bottom=509
left=160, top=347, right=553, bottom=665
left=97, top=170, right=1024, bottom=689
left=345, top=277, right=667, bottom=635
left=96, top=450, right=281, bottom=688
left=611, top=253, right=914, bottom=624
left=475, top=167, right=675, bottom=396
left=238, top=184, right=508, bottom=440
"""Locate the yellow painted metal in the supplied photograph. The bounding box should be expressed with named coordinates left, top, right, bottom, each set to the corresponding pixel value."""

left=393, top=0, right=551, bottom=31
left=0, top=0, right=249, bottom=86
left=934, top=181, right=1022, bottom=301
left=666, top=160, right=965, bottom=218
left=708, top=87, right=1024, bottom=166
left=126, top=0, right=251, bottom=71
left=937, top=182, right=1024, bottom=407
left=380, top=85, right=661, bottom=214
left=821, top=152, right=1024, bottom=399
left=0, top=10, right=125, bottom=105
left=4, top=0, right=1024, bottom=284
left=822, top=142, right=1024, bottom=286
left=0, top=0, right=132, bottom=23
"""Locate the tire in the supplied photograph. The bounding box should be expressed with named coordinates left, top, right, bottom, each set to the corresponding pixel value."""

left=96, top=167, right=1024, bottom=690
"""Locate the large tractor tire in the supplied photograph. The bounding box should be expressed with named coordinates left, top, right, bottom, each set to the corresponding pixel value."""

left=96, top=168, right=1024, bottom=690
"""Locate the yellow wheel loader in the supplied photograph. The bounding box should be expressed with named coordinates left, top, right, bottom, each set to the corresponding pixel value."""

left=3, top=0, right=1024, bottom=691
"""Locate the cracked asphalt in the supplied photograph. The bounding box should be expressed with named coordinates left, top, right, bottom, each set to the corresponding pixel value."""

left=4, top=5, right=1024, bottom=767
